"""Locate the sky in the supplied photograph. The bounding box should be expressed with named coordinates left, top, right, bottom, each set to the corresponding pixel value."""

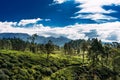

left=0, top=0, right=120, bottom=42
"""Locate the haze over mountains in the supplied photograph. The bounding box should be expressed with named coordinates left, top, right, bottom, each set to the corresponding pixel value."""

left=0, top=33, right=71, bottom=46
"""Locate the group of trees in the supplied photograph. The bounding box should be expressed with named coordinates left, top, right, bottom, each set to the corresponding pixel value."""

left=63, top=38, right=120, bottom=64
left=0, top=38, right=26, bottom=51
left=64, top=38, right=120, bottom=79
left=0, top=37, right=57, bottom=55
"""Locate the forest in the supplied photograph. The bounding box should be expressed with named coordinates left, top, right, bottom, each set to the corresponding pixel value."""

left=0, top=34, right=120, bottom=80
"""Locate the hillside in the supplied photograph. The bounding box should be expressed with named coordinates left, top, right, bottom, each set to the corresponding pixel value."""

left=0, top=50, right=82, bottom=80
left=0, top=50, right=119, bottom=80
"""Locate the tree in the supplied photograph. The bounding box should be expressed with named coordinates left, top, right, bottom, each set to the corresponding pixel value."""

left=112, top=56, right=120, bottom=80
left=81, top=40, right=88, bottom=64
left=11, top=38, right=27, bottom=51
left=64, top=43, right=68, bottom=54
left=31, top=34, right=38, bottom=44
left=102, top=44, right=111, bottom=66
left=88, top=38, right=105, bottom=80
left=28, top=34, right=38, bottom=53
left=45, top=40, right=54, bottom=60
left=88, top=38, right=104, bottom=67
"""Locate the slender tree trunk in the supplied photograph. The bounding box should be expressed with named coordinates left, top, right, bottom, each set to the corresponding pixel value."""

left=46, top=53, right=49, bottom=62
left=83, top=51, right=85, bottom=65
left=101, top=55, right=104, bottom=67
left=106, top=54, right=109, bottom=65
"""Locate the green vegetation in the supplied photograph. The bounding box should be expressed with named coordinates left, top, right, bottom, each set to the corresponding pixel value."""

left=0, top=35, right=120, bottom=80
left=0, top=50, right=82, bottom=80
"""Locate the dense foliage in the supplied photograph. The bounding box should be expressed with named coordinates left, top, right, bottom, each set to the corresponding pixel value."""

left=0, top=36, right=120, bottom=80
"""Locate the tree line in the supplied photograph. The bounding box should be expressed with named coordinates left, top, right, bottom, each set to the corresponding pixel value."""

left=0, top=37, right=58, bottom=54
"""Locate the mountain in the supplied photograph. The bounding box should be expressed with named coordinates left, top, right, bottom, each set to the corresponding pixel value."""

left=0, top=33, right=71, bottom=46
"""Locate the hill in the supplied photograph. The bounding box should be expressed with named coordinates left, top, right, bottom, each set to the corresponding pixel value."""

left=0, top=50, right=117, bottom=80
left=0, top=50, right=82, bottom=80
left=0, top=33, right=71, bottom=46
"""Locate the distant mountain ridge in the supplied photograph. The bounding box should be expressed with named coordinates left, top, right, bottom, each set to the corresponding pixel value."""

left=0, top=33, right=71, bottom=46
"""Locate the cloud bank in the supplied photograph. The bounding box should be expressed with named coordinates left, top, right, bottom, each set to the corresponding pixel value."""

left=55, top=0, right=120, bottom=22
left=73, top=0, right=120, bottom=22
left=0, top=19, right=120, bottom=42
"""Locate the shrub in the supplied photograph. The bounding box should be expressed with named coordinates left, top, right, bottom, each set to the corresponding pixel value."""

left=41, top=67, right=53, bottom=76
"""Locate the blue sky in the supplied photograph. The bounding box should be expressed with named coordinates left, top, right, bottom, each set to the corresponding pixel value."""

left=0, top=0, right=79, bottom=27
left=0, top=0, right=120, bottom=42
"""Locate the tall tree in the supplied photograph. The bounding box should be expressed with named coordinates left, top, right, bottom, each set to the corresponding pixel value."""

left=102, top=44, right=111, bottom=66
left=81, top=40, right=88, bottom=64
left=29, top=34, right=38, bottom=44
left=45, top=40, right=54, bottom=60
left=28, top=34, right=38, bottom=53
left=88, top=38, right=104, bottom=67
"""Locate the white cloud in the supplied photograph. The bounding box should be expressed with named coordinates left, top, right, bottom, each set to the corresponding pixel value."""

left=1, top=20, right=120, bottom=42
left=72, top=0, right=120, bottom=21
left=53, top=0, right=67, bottom=4
left=18, top=18, right=42, bottom=26
left=71, top=13, right=117, bottom=22
left=51, top=0, right=120, bottom=22
left=75, top=0, right=120, bottom=13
